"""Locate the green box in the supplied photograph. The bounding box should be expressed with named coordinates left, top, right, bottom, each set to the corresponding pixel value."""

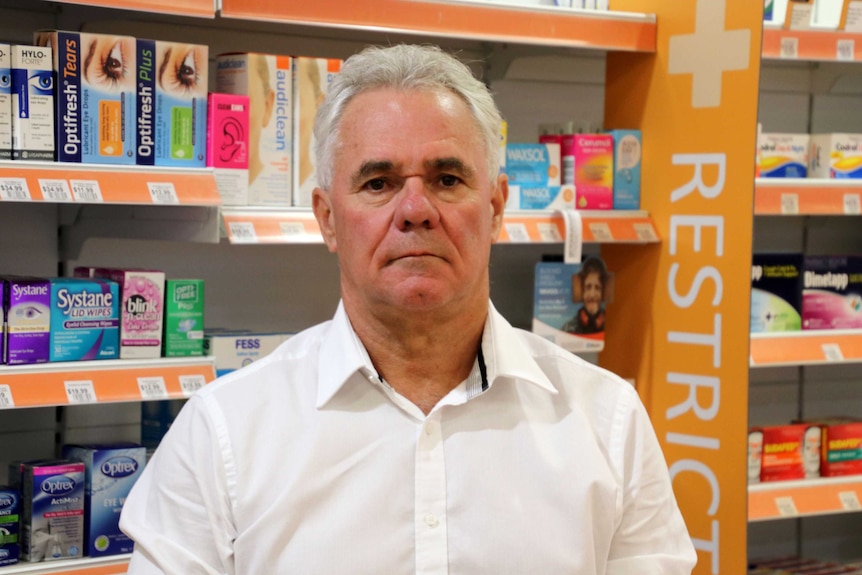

left=163, top=279, right=204, bottom=357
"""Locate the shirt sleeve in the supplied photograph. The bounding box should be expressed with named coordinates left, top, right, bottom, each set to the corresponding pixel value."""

left=606, top=387, right=698, bottom=574
left=120, top=395, right=237, bottom=575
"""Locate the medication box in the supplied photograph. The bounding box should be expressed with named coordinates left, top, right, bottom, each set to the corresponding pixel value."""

left=11, top=45, right=54, bottom=161
left=817, top=418, right=862, bottom=477
left=0, top=278, right=4, bottom=363
left=607, top=129, right=641, bottom=209
left=507, top=185, right=574, bottom=210
left=154, top=41, right=207, bottom=167
left=0, top=486, right=19, bottom=567
left=204, top=330, right=290, bottom=377
left=751, top=253, right=803, bottom=332
left=802, top=255, right=862, bottom=330
left=94, top=269, right=165, bottom=359
left=216, top=53, right=293, bottom=206
left=809, top=133, right=862, bottom=178
left=748, top=428, right=764, bottom=483
left=506, top=143, right=561, bottom=187
left=206, top=93, right=250, bottom=205
left=3, top=277, right=50, bottom=365
left=759, top=133, right=809, bottom=178
left=49, top=278, right=119, bottom=362
left=35, top=31, right=136, bottom=164
left=0, top=44, right=11, bottom=160
left=135, top=38, right=155, bottom=166
left=21, top=460, right=84, bottom=562
left=61, top=443, right=145, bottom=557
left=758, top=424, right=821, bottom=482
left=163, top=279, right=204, bottom=357
left=573, top=134, right=614, bottom=209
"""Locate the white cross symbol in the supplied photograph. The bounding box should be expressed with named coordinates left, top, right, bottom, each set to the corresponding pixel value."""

left=668, top=0, right=752, bottom=108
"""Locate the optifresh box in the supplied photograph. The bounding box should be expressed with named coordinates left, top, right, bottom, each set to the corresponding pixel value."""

left=154, top=41, right=207, bottom=167
left=163, top=279, right=204, bottom=357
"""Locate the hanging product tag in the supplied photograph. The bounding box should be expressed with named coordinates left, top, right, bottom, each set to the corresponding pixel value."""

left=560, top=209, right=583, bottom=264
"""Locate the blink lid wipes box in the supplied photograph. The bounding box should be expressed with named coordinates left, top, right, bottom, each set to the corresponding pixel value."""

left=751, top=253, right=803, bottom=333
left=802, top=255, right=862, bottom=330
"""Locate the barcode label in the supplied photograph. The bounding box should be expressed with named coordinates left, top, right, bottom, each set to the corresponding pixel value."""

left=561, top=210, right=583, bottom=264
left=38, top=179, right=73, bottom=202
left=781, top=193, right=799, bottom=215
left=839, top=490, right=862, bottom=511
left=280, top=222, right=305, bottom=238
left=844, top=194, right=861, bottom=215
left=781, top=37, right=799, bottom=59
left=228, top=222, right=258, bottom=243
left=137, top=376, right=169, bottom=400
left=504, top=223, right=530, bottom=243
left=179, top=374, right=207, bottom=397
left=634, top=222, right=658, bottom=242
left=0, top=177, right=31, bottom=201
left=837, top=39, right=855, bottom=62
left=65, top=380, right=97, bottom=404
left=148, top=182, right=179, bottom=204
left=822, top=343, right=844, bottom=362
left=70, top=180, right=104, bottom=203
left=0, top=385, right=15, bottom=409
left=588, top=222, right=614, bottom=242
left=775, top=496, right=799, bottom=517
left=536, top=223, right=562, bottom=243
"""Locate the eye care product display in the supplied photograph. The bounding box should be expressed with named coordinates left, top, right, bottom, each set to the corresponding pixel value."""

left=11, top=44, right=54, bottom=161
left=801, top=255, right=862, bottom=330
left=163, top=279, right=205, bottom=357
left=203, top=330, right=292, bottom=377
left=154, top=41, right=207, bottom=167
left=135, top=38, right=156, bottom=166
left=93, top=269, right=165, bottom=359
left=61, top=443, right=146, bottom=558
left=505, top=142, right=573, bottom=209
left=758, top=133, right=809, bottom=178
left=750, top=253, right=803, bottom=333
left=20, top=460, right=84, bottom=562
left=35, top=31, right=136, bottom=164
left=216, top=53, right=293, bottom=206
left=0, top=44, right=12, bottom=160
left=607, top=129, right=641, bottom=209
left=49, top=278, right=119, bottom=362
left=0, top=485, right=20, bottom=567
left=206, top=92, right=250, bottom=205
left=809, top=133, right=862, bottom=178
left=572, top=133, right=614, bottom=209
left=2, top=277, right=50, bottom=365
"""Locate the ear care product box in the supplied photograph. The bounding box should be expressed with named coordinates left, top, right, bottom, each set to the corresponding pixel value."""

left=95, top=269, right=164, bottom=359
left=607, top=129, right=641, bottom=209
left=206, top=93, right=250, bottom=205
left=816, top=418, right=862, bottom=477
left=3, top=277, right=50, bottom=365
left=751, top=253, right=803, bottom=332
left=154, top=41, right=207, bottom=167
left=21, top=460, right=84, bottom=562
left=61, top=443, right=145, bottom=558
left=292, top=56, right=341, bottom=206
left=759, top=133, right=809, bottom=178
left=0, top=486, right=20, bottom=567
left=49, top=278, right=119, bottom=362
left=204, top=330, right=291, bottom=377
left=785, top=0, right=814, bottom=29
left=0, top=45, right=11, bottom=160
left=809, top=133, right=862, bottom=178
left=759, top=423, right=819, bottom=482
left=35, top=31, right=136, bottom=164
left=11, top=45, right=54, bottom=161
left=163, top=279, right=204, bottom=357
left=572, top=133, right=613, bottom=209
left=505, top=143, right=571, bottom=210
left=802, top=255, right=862, bottom=330
left=841, top=0, right=862, bottom=32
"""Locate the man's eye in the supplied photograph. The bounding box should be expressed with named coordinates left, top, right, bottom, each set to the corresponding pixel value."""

left=440, top=174, right=460, bottom=187
left=365, top=179, right=387, bottom=192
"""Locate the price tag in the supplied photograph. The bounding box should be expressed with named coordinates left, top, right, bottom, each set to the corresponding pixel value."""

left=839, top=490, right=862, bottom=511
left=137, top=376, right=168, bottom=400
left=781, top=37, right=799, bottom=59
left=38, top=179, right=73, bottom=202
left=0, top=177, right=31, bottom=201
left=822, top=343, right=844, bottom=362
left=147, top=182, right=179, bottom=204
left=70, top=180, right=104, bottom=203
left=561, top=210, right=583, bottom=264
left=503, top=223, right=530, bottom=243
left=775, top=496, right=799, bottom=517
left=228, top=222, right=258, bottom=244
left=844, top=194, right=861, bottom=215
left=781, top=193, right=800, bottom=215
left=837, top=39, right=855, bottom=61
left=279, top=222, right=305, bottom=238
left=536, top=223, right=562, bottom=243
left=179, top=374, right=207, bottom=397
left=0, top=385, right=15, bottom=409
left=633, top=222, right=658, bottom=242
left=64, top=380, right=97, bottom=404
left=588, top=222, right=614, bottom=243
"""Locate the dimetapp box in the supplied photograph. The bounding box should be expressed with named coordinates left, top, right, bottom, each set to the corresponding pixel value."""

left=0, top=44, right=11, bottom=160
left=154, top=41, right=207, bottom=167
left=292, top=56, right=341, bottom=206
left=35, top=31, right=136, bottom=164
left=94, top=269, right=164, bottom=359
left=2, top=277, right=50, bottom=365
left=573, top=134, right=614, bottom=209
left=163, top=279, right=204, bottom=357
left=49, top=278, right=119, bottom=362
left=216, top=53, right=292, bottom=206
left=0, top=486, right=20, bottom=567
left=206, top=93, right=250, bottom=205
left=11, top=45, right=54, bottom=161
left=608, top=129, right=641, bottom=209
left=751, top=253, right=803, bottom=332
left=809, top=133, right=862, bottom=178
left=21, top=460, right=84, bottom=562
left=802, top=255, right=862, bottom=330
left=61, top=443, right=145, bottom=557
left=759, top=133, right=809, bottom=178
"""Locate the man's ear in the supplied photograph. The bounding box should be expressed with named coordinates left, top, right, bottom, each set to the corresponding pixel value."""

left=490, top=173, right=508, bottom=243
left=312, top=188, right=337, bottom=252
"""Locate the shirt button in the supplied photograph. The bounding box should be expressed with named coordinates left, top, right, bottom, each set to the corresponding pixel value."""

left=424, top=514, right=439, bottom=528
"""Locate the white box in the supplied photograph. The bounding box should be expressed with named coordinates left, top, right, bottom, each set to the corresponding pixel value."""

left=759, top=133, right=809, bottom=178
left=11, top=45, right=54, bottom=161
left=809, top=133, right=862, bottom=178
left=203, top=331, right=291, bottom=377
left=0, top=44, right=11, bottom=159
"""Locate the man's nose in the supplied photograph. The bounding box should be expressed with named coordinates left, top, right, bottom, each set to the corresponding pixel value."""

left=394, top=176, right=441, bottom=231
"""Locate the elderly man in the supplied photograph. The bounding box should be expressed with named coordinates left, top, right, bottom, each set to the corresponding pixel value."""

left=120, top=44, right=697, bottom=574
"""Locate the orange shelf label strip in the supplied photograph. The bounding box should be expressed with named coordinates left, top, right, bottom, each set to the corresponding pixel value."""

left=762, top=27, right=862, bottom=61
left=750, top=333, right=862, bottom=366
left=749, top=480, right=862, bottom=520
left=59, top=0, right=213, bottom=17
left=755, top=181, right=862, bottom=215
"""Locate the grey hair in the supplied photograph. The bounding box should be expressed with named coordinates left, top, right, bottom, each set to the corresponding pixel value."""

left=313, top=44, right=503, bottom=191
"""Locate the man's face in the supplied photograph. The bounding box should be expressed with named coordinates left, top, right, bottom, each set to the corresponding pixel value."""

left=583, top=271, right=603, bottom=315
left=313, top=87, right=506, bottom=318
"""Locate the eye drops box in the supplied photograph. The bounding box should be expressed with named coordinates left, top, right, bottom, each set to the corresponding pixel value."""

left=809, top=133, right=862, bottom=178
left=751, top=253, right=803, bottom=332
left=35, top=31, right=136, bottom=164
left=2, top=277, right=50, bottom=365
left=802, top=255, right=862, bottom=330
left=163, top=279, right=204, bottom=357
left=49, top=278, right=119, bottom=362
left=21, top=460, right=84, bottom=562
left=206, top=93, right=250, bottom=206
left=759, top=133, right=809, bottom=178
left=93, top=269, right=164, bottom=359
left=216, top=53, right=293, bottom=206
left=607, top=129, right=641, bottom=209
left=0, top=486, right=20, bottom=567
left=0, top=45, right=11, bottom=160
left=292, top=56, right=341, bottom=206
left=11, top=45, right=54, bottom=161
left=154, top=41, right=207, bottom=167
left=135, top=38, right=155, bottom=166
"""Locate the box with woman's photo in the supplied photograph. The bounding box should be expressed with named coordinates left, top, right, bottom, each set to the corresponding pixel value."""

left=532, top=256, right=611, bottom=352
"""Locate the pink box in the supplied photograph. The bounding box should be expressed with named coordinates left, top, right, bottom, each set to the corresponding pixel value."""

left=207, top=93, right=250, bottom=169
left=573, top=134, right=614, bottom=210
left=93, top=268, right=165, bottom=359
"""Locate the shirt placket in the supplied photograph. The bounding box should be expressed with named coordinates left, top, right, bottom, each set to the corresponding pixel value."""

left=415, top=414, right=448, bottom=575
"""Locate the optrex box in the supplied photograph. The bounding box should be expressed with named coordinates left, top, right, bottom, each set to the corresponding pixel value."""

left=809, top=133, right=862, bottom=178
left=20, top=460, right=84, bottom=562
left=35, top=31, right=136, bottom=164
left=0, top=485, right=20, bottom=567
left=49, top=278, right=119, bottom=362
left=154, top=41, right=207, bottom=167
left=816, top=418, right=862, bottom=477
left=93, top=269, right=164, bottom=359
left=2, top=277, right=50, bottom=365
left=759, top=133, right=809, bottom=178
left=573, top=133, right=614, bottom=209
left=758, top=424, right=822, bottom=482
left=0, top=44, right=11, bottom=160
left=203, top=330, right=290, bottom=377
left=751, top=253, right=803, bottom=332
left=802, top=255, right=862, bottom=330
left=11, top=45, right=54, bottom=161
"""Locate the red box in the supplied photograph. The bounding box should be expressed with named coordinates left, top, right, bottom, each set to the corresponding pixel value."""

left=818, top=418, right=862, bottom=477
left=759, top=424, right=822, bottom=482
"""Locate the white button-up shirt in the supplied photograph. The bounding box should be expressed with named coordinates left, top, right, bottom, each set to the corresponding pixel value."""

left=120, top=301, right=697, bottom=574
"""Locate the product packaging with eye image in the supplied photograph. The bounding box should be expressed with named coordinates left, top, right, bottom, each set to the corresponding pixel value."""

left=154, top=41, right=207, bottom=167
left=11, top=45, right=53, bottom=161
left=2, top=276, right=50, bottom=365
left=34, top=31, right=136, bottom=164
left=0, top=44, right=12, bottom=160
left=0, top=485, right=20, bottom=566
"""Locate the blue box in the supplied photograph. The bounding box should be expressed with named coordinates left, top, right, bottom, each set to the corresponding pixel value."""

left=136, top=39, right=156, bottom=166
left=154, top=41, right=207, bottom=167
left=751, top=253, right=803, bottom=333
left=21, top=460, right=84, bottom=562
left=0, top=486, right=20, bottom=567
left=50, top=278, right=119, bottom=362
left=608, top=129, right=641, bottom=210
left=62, top=444, right=146, bottom=558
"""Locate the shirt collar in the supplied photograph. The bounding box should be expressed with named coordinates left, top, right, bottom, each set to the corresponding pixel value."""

left=316, top=300, right=556, bottom=408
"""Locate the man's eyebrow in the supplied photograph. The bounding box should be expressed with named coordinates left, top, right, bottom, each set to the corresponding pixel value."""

left=428, top=157, right=475, bottom=179
left=351, top=160, right=395, bottom=187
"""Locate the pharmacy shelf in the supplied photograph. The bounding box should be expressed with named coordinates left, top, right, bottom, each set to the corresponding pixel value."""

left=52, top=0, right=214, bottom=17
left=0, top=357, right=215, bottom=409
left=754, top=178, right=862, bottom=215
left=219, top=0, right=656, bottom=52
left=762, top=23, right=862, bottom=62
left=0, top=554, right=130, bottom=575
left=750, top=330, right=862, bottom=367
left=221, top=207, right=660, bottom=245
left=749, top=475, right=862, bottom=522
left=0, top=161, right=220, bottom=207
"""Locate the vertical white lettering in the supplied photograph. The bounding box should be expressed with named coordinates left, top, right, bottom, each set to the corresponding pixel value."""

left=667, top=432, right=720, bottom=450
left=669, top=215, right=725, bottom=256
left=692, top=520, right=720, bottom=574
left=669, top=459, right=720, bottom=515
left=668, top=314, right=722, bottom=368
left=666, top=373, right=721, bottom=420
left=668, top=263, right=723, bottom=308
left=671, top=153, right=727, bottom=202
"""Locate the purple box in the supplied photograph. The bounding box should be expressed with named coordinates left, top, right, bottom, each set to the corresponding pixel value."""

left=802, top=256, right=862, bottom=330
left=2, top=277, right=50, bottom=364
left=1, top=279, right=5, bottom=364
